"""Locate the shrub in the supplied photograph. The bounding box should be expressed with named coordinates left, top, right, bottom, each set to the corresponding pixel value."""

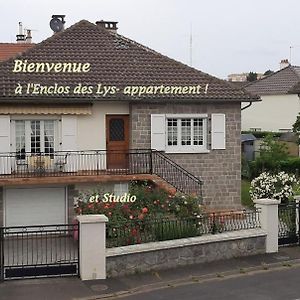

left=248, top=134, right=290, bottom=178
left=250, top=172, right=298, bottom=204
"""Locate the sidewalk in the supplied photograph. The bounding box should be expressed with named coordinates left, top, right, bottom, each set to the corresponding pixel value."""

left=1, top=246, right=300, bottom=300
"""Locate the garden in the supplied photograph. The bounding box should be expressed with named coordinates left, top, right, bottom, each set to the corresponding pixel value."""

left=242, top=133, right=300, bottom=208
left=74, top=181, right=260, bottom=247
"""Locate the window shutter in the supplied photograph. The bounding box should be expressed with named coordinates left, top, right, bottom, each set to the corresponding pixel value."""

left=61, top=116, right=77, bottom=172
left=0, top=116, right=11, bottom=174
left=211, top=114, right=226, bottom=149
left=61, top=116, right=77, bottom=151
left=151, top=114, right=166, bottom=151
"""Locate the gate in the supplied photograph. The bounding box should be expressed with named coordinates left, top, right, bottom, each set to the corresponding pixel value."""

left=278, top=203, right=299, bottom=246
left=0, top=224, right=79, bottom=280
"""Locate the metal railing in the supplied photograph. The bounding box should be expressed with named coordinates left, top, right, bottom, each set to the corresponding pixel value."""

left=278, top=203, right=299, bottom=246
left=106, top=209, right=261, bottom=248
left=152, top=151, right=203, bottom=197
left=0, top=149, right=152, bottom=177
left=0, top=149, right=203, bottom=198
left=0, top=224, right=79, bottom=280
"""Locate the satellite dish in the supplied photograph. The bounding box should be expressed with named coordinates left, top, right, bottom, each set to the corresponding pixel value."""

left=50, top=17, right=64, bottom=32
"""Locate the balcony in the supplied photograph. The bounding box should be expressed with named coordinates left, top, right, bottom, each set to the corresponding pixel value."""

left=0, top=150, right=203, bottom=198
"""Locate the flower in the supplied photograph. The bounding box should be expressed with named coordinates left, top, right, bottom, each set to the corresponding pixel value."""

left=250, top=172, right=298, bottom=203
left=141, top=207, right=148, bottom=214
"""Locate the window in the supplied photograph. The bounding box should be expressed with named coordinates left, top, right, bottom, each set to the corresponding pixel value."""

left=14, top=120, right=57, bottom=158
left=250, top=128, right=261, bottom=132
left=166, top=115, right=207, bottom=153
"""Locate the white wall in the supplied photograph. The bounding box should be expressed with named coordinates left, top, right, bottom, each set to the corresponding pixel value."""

left=77, top=102, right=129, bottom=150
left=242, top=94, right=300, bottom=132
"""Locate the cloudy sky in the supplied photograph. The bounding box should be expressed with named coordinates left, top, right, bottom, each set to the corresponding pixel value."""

left=1, top=0, right=300, bottom=79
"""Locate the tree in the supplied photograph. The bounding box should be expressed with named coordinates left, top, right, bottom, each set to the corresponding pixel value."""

left=247, top=71, right=258, bottom=82
left=292, top=113, right=300, bottom=133
left=264, top=70, right=274, bottom=76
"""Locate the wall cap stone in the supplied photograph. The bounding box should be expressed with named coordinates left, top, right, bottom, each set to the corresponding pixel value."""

left=106, top=229, right=266, bottom=257
left=77, top=214, right=108, bottom=224
left=253, top=199, right=281, bottom=205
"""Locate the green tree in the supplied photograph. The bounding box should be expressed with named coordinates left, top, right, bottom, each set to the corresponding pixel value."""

left=247, top=71, right=258, bottom=82
left=264, top=70, right=274, bottom=76
left=254, top=134, right=289, bottom=174
left=292, top=113, right=300, bottom=133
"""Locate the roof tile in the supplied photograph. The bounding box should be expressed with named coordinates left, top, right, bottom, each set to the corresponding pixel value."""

left=0, top=20, right=258, bottom=102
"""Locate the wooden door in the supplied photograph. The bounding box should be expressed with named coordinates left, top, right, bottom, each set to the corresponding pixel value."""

left=106, top=115, right=129, bottom=169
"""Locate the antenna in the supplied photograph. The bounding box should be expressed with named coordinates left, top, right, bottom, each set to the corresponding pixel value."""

left=50, top=15, right=66, bottom=33
left=189, top=24, right=193, bottom=66
left=289, top=45, right=300, bottom=64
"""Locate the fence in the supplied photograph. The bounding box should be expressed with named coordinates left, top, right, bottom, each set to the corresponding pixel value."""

left=278, top=203, right=299, bottom=245
left=0, top=224, right=79, bottom=280
left=106, top=210, right=261, bottom=248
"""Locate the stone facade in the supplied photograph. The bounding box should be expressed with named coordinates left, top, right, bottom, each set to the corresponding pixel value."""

left=130, top=102, right=241, bottom=209
left=106, top=229, right=266, bottom=277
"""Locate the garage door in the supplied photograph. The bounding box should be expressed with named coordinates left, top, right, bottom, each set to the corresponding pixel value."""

left=5, top=187, right=66, bottom=227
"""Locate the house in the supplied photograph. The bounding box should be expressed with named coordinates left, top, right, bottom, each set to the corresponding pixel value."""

left=242, top=62, right=300, bottom=132
left=0, top=20, right=259, bottom=227
left=0, top=43, right=34, bottom=62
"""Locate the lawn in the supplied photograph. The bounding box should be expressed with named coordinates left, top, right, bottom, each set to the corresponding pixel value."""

left=241, top=179, right=253, bottom=208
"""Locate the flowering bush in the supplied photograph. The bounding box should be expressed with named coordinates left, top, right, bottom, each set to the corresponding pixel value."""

left=250, top=172, right=298, bottom=203
left=74, top=182, right=202, bottom=225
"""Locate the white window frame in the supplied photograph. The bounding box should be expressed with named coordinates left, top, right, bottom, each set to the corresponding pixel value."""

left=11, top=119, right=59, bottom=154
left=165, top=114, right=209, bottom=153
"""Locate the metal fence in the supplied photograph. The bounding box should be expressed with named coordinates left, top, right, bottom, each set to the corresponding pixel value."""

left=278, top=203, right=299, bottom=246
left=106, top=209, right=261, bottom=248
left=0, top=224, right=79, bottom=280
left=0, top=149, right=203, bottom=200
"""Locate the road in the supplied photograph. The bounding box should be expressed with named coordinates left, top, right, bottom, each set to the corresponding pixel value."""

left=115, top=265, right=300, bottom=300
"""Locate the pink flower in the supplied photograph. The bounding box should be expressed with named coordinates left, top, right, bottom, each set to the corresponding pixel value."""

left=129, top=215, right=134, bottom=220
left=141, top=207, right=148, bottom=214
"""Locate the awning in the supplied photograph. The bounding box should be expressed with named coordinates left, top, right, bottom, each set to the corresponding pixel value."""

left=0, top=104, right=92, bottom=115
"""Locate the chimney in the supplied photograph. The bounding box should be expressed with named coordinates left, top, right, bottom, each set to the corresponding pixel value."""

left=280, top=59, right=290, bottom=70
left=16, top=22, right=26, bottom=43
left=25, top=29, right=32, bottom=43
left=96, top=20, right=118, bottom=33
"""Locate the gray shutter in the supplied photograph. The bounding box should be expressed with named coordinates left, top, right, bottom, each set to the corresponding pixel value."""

left=0, top=116, right=11, bottom=174
left=211, top=114, right=226, bottom=149
left=151, top=114, right=166, bottom=151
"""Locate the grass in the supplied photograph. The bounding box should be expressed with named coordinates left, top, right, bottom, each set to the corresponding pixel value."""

left=241, top=179, right=253, bottom=208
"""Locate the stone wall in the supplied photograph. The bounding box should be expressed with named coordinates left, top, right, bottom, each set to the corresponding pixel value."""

left=130, top=102, right=241, bottom=209
left=106, top=229, right=266, bottom=277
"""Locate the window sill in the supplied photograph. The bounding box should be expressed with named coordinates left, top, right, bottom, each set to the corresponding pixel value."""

left=165, top=149, right=210, bottom=154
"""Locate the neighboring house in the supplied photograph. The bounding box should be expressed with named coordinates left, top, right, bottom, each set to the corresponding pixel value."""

left=242, top=65, right=300, bottom=132
left=0, top=20, right=258, bottom=227
left=0, top=43, right=34, bottom=62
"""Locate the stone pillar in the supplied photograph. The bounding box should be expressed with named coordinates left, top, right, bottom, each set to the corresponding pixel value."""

left=254, top=199, right=280, bottom=253
left=77, top=214, right=108, bottom=280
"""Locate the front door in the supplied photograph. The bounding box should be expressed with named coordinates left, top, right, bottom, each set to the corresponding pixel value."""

left=106, top=115, right=129, bottom=169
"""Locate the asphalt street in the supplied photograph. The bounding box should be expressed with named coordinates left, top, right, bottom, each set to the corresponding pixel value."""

left=117, top=265, right=300, bottom=300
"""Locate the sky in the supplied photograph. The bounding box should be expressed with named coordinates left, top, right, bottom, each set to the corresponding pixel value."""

left=1, top=0, right=300, bottom=79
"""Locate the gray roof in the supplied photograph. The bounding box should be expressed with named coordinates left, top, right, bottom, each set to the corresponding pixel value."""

left=241, top=134, right=256, bottom=142
left=244, top=66, right=300, bottom=96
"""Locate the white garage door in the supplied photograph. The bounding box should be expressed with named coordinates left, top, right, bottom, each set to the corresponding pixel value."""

left=5, top=187, right=66, bottom=227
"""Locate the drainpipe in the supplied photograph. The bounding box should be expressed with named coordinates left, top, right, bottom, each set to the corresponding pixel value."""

left=241, top=102, right=252, bottom=110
